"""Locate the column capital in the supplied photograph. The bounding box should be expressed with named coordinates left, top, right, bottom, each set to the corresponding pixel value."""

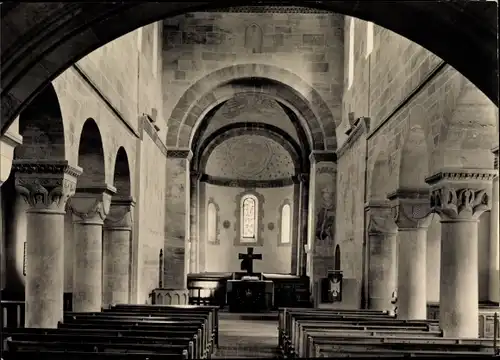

left=69, top=183, right=116, bottom=225
left=365, top=200, right=397, bottom=235
left=104, top=196, right=135, bottom=230
left=387, top=188, right=432, bottom=230
left=13, top=159, right=82, bottom=213
left=425, top=168, right=497, bottom=221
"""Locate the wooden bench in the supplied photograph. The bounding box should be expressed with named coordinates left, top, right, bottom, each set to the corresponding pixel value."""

left=59, top=317, right=205, bottom=358
left=64, top=312, right=209, bottom=358
left=2, top=304, right=215, bottom=359
left=2, top=349, right=187, bottom=359
left=309, top=336, right=497, bottom=358
left=108, top=303, right=219, bottom=348
left=280, top=308, right=499, bottom=359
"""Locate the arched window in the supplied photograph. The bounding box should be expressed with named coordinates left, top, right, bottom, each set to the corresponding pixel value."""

left=207, top=202, right=217, bottom=244
left=241, top=194, right=258, bottom=242
left=365, top=21, right=374, bottom=58
left=280, top=204, right=291, bottom=244
left=348, top=17, right=355, bottom=90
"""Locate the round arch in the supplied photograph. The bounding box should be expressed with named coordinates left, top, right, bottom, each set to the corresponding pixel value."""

left=167, top=64, right=336, bottom=150
left=190, top=91, right=313, bottom=156
left=112, top=146, right=131, bottom=197
left=77, top=118, right=106, bottom=187
left=195, top=122, right=306, bottom=175
left=0, top=2, right=496, bottom=135
left=14, top=83, right=66, bottom=161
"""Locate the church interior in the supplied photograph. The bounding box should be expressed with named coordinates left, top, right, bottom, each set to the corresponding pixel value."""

left=0, top=2, right=499, bottom=358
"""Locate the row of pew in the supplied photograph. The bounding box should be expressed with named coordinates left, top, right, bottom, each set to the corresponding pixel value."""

left=278, top=307, right=500, bottom=358
left=1, top=303, right=219, bottom=359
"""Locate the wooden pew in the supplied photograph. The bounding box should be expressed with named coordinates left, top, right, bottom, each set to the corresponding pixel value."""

left=280, top=308, right=498, bottom=359
left=64, top=312, right=209, bottom=358
left=3, top=305, right=214, bottom=359
left=2, top=349, right=187, bottom=359
left=308, top=335, right=497, bottom=358
left=108, top=303, right=219, bottom=349
left=59, top=318, right=204, bottom=358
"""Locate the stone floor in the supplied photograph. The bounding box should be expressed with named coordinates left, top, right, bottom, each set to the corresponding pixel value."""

left=213, top=312, right=279, bottom=358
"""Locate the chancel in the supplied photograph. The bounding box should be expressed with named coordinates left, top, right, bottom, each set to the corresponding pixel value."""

left=0, top=2, right=499, bottom=359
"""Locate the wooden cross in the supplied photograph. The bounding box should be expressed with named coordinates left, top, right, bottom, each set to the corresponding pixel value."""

left=238, top=247, right=262, bottom=275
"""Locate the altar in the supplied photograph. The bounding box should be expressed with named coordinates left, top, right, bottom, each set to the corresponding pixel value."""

left=187, top=247, right=312, bottom=310
left=227, top=277, right=273, bottom=312
left=226, top=247, right=273, bottom=312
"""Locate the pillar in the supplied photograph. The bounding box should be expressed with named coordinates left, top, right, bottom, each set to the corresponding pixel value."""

left=296, top=173, right=309, bottom=276
left=102, top=197, right=135, bottom=307
left=307, top=151, right=337, bottom=285
left=426, top=168, right=496, bottom=338
left=491, top=147, right=499, bottom=304
left=189, top=170, right=201, bottom=274
left=70, top=184, right=116, bottom=312
left=389, top=189, right=432, bottom=320
left=365, top=200, right=397, bottom=311
left=13, top=159, right=81, bottom=327
left=165, top=149, right=191, bottom=289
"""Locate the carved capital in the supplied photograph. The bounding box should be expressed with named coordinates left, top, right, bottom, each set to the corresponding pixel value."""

left=69, top=184, right=116, bottom=225
left=365, top=200, right=397, bottom=235
left=426, top=169, right=496, bottom=221
left=104, top=197, right=135, bottom=230
left=387, top=188, right=432, bottom=229
left=13, top=160, right=82, bottom=213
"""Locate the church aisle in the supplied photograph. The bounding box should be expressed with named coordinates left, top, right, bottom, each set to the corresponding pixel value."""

left=213, top=312, right=279, bottom=358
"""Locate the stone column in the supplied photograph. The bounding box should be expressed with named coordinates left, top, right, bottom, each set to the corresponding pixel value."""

left=165, top=149, right=191, bottom=290
left=296, top=173, right=309, bottom=276
left=13, top=160, right=81, bottom=327
left=69, top=184, right=116, bottom=312
left=426, top=168, right=496, bottom=338
left=365, top=200, right=397, bottom=311
left=389, top=189, right=432, bottom=320
left=189, top=170, right=202, bottom=274
left=307, top=151, right=337, bottom=285
left=102, top=197, right=135, bottom=307
left=491, top=147, right=499, bottom=304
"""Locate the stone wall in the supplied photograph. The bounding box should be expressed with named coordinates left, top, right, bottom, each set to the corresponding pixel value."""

left=75, top=22, right=164, bottom=136
left=0, top=22, right=168, bottom=304
left=135, top=121, right=168, bottom=304
left=342, top=15, right=498, bottom=309
left=334, top=122, right=368, bottom=306
left=203, top=183, right=294, bottom=273
left=162, top=11, right=344, bottom=138
left=340, top=18, right=443, bottom=144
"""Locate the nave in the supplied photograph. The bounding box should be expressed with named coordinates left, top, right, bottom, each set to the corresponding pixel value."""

left=1, top=304, right=499, bottom=358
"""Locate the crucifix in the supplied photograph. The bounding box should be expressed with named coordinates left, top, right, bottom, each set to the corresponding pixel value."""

left=239, top=247, right=262, bottom=275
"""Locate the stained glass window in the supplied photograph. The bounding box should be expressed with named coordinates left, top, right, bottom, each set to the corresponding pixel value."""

left=280, top=204, right=291, bottom=244
left=207, top=202, right=217, bottom=243
left=241, top=195, right=257, bottom=241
